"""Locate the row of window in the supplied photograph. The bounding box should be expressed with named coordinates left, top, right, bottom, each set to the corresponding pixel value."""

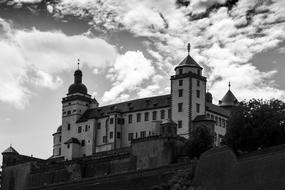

left=178, top=89, right=200, bottom=98
left=177, top=103, right=200, bottom=113
left=178, top=79, right=201, bottom=87
left=178, top=68, right=201, bottom=76
left=102, top=132, right=121, bottom=143
left=63, top=109, right=82, bottom=115
left=206, top=113, right=227, bottom=128
left=97, top=109, right=171, bottom=129
left=65, top=124, right=90, bottom=133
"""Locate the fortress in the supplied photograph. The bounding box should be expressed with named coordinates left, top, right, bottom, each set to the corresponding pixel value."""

left=52, top=43, right=237, bottom=160
left=1, top=44, right=240, bottom=190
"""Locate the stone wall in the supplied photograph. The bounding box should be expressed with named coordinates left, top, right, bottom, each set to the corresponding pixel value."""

left=194, top=144, right=285, bottom=190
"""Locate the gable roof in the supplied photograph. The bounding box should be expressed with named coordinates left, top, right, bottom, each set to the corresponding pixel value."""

left=77, top=94, right=230, bottom=123
left=77, top=94, right=171, bottom=123
left=2, top=146, right=19, bottom=155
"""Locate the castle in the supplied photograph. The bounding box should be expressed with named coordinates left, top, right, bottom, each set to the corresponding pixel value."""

left=52, top=43, right=238, bottom=160
left=0, top=44, right=241, bottom=190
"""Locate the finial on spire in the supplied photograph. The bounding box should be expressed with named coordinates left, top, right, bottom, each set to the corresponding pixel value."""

left=187, top=43, right=190, bottom=55
left=77, top=59, right=80, bottom=70
left=228, top=81, right=231, bottom=90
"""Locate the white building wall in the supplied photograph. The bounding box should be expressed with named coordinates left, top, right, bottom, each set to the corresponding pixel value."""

left=171, top=77, right=190, bottom=137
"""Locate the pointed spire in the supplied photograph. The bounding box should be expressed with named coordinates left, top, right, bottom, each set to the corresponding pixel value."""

left=187, top=43, right=191, bottom=55
left=228, top=81, right=231, bottom=90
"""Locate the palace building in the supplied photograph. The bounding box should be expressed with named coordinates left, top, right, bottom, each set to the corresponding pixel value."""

left=52, top=44, right=238, bottom=160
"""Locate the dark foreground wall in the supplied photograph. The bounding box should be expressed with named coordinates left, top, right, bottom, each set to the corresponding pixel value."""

left=194, top=144, right=285, bottom=190
left=28, top=163, right=189, bottom=190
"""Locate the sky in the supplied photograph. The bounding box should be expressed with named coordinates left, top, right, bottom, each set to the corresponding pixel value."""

left=0, top=0, right=285, bottom=164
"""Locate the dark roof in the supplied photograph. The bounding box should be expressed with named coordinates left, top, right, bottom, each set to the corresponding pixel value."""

left=57, top=125, right=62, bottom=132
left=176, top=55, right=202, bottom=69
left=2, top=146, right=19, bottom=154
left=219, top=89, right=238, bottom=107
left=77, top=94, right=171, bottom=123
left=68, top=83, right=87, bottom=94
left=193, top=115, right=215, bottom=122
left=206, top=102, right=231, bottom=117
left=77, top=94, right=230, bottom=123
left=64, top=138, right=80, bottom=144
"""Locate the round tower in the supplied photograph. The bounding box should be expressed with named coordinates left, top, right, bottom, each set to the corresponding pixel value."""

left=219, top=82, right=238, bottom=112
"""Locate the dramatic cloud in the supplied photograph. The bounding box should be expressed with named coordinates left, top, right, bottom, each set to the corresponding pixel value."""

left=0, top=18, right=116, bottom=108
left=102, top=51, right=155, bottom=103
left=53, top=0, right=285, bottom=102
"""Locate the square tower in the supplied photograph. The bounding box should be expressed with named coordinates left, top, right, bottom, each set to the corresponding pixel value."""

left=171, top=44, right=207, bottom=138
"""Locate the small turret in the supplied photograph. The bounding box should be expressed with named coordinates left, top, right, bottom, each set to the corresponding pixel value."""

left=219, top=82, right=238, bottom=111
left=2, top=145, right=19, bottom=166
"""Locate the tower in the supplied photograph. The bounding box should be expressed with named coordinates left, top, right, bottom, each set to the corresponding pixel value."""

left=58, top=61, right=98, bottom=160
left=171, top=43, right=207, bottom=138
left=219, top=82, right=238, bottom=113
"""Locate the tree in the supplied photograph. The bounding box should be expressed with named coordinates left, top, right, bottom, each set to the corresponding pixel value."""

left=224, top=99, right=285, bottom=152
left=184, top=125, right=214, bottom=159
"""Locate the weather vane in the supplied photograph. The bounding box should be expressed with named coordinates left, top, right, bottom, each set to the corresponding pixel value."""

left=77, top=59, right=80, bottom=70
left=187, top=43, right=191, bottom=55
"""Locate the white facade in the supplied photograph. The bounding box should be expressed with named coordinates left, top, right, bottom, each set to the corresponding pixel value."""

left=52, top=48, right=235, bottom=160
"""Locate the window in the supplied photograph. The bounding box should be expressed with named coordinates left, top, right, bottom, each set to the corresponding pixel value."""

left=103, top=136, right=107, bottom=143
left=128, top=114, right=133, bottom=123
left=178, top=89, right=183, bottom=97
left=140, top=131, right=146, bottom=138
left=110, top=118, right=114, bottom=124
left=128, top=133, right=134, bottom=141
left=67, top=124, right=71, bottom=131
left=179, top=68, right=183, bottom=75
left=78, top=126, right=82, bottom=133
left=97, top=122, right=101, bottom=129
left=152, top=111, right=157, bottom=120
left=196, top=90, right=200, bottom=98
left=59, top=148, right=61, bottom=155
left=67, top=111, right=71, bottom=115
left=197, top=80, right=200, bottom=86
left=178, top=120, right=182, bottom=128
left=73, top=109, right=76, bottom=113
left=81, top=140, right=85, bottom=147
left=135, top=132, right=138, bottom=139
left=149, top=131, right=151, bottom=136
left=110, top=132, right=113, bottom=139
left=179, top=80, right=183, bottom=86
left=218, top=118, right=221, bottom=126
left=161, top=110, right=165, bottom=120
left=168, top=109, right=171, bottom=119
left=59, top=136, right=61, bottom=142
left=178, top=103, right=183, bottom=112
left=117, top=132, right=121, bottom=139
left=85, top=125, right=88, bottom=132
left=67, top=144, right=70, bottom=149
left=197, top=69, right=201, bottom=75
left=144, top=112, right=149, bottom=121
left=137, top=113, right=141, bottom=122
left=196, top=103, right=200, bottom=113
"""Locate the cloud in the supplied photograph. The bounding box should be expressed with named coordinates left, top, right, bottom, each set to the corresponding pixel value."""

left=0, top=18, right=117, bottom=108
left=102, top=51, right=155, bottom=103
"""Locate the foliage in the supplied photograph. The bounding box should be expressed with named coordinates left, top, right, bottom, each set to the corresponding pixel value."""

left=184, top=125, right=214, bottom=159
left=224, top=99, right=285, bottom=152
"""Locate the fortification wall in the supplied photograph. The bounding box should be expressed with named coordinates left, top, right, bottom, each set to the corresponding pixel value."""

left=194, top=144, right=285, bottom=190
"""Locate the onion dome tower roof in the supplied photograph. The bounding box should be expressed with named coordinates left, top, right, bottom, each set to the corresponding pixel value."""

left=175, top=43, right=202, bottom=69
left=68, top=60, right=88, bottom=95
left=2, top=145, right=19, bottom=155
left=219, top=82, right=238, bottom=107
